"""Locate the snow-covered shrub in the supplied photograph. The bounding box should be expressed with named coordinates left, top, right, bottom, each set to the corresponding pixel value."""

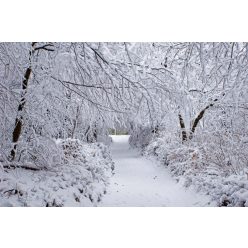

left=16, top=137, right=62, bottom=169
left=140, top=129, right=248, bottom=207
left=97, top=133, right=113, bottom=146
left=196, top=131, right=248, bottom=175
left=167, top=146, right=207, bottom=177
left=129, top=124, right=157, bottom=151
left=130, top=112, right=248, bottom=207
left=178, top=171, right=248, bottom=207
left=0, top=139, right=114, bottom=206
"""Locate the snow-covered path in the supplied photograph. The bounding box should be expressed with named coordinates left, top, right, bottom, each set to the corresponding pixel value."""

left=99, top=135, right=212, bottom=207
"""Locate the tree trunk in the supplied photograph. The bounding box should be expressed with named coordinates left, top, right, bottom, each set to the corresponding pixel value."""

left=189, top=100, right=220, bottom=139
left=189, top=105, right=211, bottom=140
left=188, top=94, right=224, bottom=140
left=9, top=43, right=36, bottom=161
left=178, top=114, right=187, bottom=142
left=71, top=105, right=80, bottom=139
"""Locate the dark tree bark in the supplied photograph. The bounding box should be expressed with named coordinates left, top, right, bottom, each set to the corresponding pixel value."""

left=9, top=43, right=54, bottom=161
left=85, top=126, right=91, bottom=142
left=178, top=113, right=187, bottom=142
left=85, top=123, right=98, bottom=143
left=189, top=95, right=224, bottom=140
left=189, top=104, right=213, bottom=140
left=93, top=128, right=97, bottom=142
left=9, top=43, right=36, bottom=161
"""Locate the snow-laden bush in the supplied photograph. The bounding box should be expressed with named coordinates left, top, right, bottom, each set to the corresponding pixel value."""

left=97, top=133, right=113, bottom=146
left=195, top=131, right=248, bottom=175
left=16, top=137, right=62, bottom=169
left=181, top=172, right=248, bottom=207
left=0, top=139, right=114, bottom=206
left=132, top=127, right=248, bottom=207
left=144, top=133, right=208, bottom=177
left=129, top=125, right=157, bottom=150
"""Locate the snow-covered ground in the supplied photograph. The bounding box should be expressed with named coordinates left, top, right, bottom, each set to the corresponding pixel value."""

left=0, top=139, right=114, bottom=207
left=141, top=135, right=248, bottom=207
left=99, top=135, right=214, bottom=207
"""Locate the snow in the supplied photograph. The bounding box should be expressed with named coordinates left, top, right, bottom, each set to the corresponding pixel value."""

left=0, top=139, right=114, bottom=207
left=3, top=134, right=245, bottom=207
left=142, top=134, right=248, bottom=207
left=99, top=135, right=213, bottom=206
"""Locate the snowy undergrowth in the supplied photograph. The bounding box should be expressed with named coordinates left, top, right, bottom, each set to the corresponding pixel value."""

left=131, top=132, right=248, bottom=207
left=165, top=146, right=248, bottom=207
left=0, top=139, right=114, bottom=206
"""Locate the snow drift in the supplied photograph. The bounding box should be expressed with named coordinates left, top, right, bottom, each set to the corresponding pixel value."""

left=0, top=139, right=114, bottom=207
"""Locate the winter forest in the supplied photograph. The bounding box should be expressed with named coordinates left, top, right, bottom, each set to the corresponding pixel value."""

left=1, top=42, right=248, bottom=207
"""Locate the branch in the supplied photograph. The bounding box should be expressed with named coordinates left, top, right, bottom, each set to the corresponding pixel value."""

left=3, top=164, right=41, bottom=171
left=34, top=43, right=54, bottom=52
left=87, top=45, right=109, bottom=65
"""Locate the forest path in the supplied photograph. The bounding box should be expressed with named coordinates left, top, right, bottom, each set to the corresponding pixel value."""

left=99, top=135, right=212, bottom=207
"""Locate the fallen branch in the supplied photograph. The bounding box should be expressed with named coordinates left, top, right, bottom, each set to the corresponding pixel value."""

left=3, top=164, right=41, bottom=171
